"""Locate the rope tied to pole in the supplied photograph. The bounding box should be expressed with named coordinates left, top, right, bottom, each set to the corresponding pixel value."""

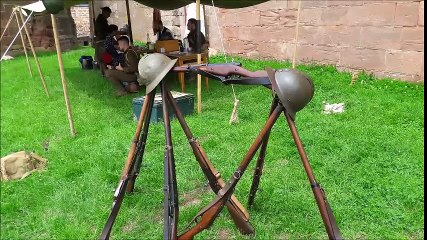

left=211, top=0, right=240, bottom=124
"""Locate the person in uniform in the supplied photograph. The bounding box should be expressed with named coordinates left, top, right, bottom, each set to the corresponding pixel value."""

left=105, top=36, right=140, bottom=96
left=94, top=7, right=112, bottom=66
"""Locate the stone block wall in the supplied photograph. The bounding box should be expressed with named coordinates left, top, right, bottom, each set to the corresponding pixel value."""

left=1, top=0, right=77, bottom=55
left=91, top=1, right=184, bottom=43
left=78, top=0, right=424, bottom=82
left=70, top=4, right=90, bottom=37
left=204, top=0, right=424, bottom=82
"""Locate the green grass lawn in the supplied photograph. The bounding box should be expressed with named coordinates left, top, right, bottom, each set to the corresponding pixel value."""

left=1, top=47, right=424, bottom=239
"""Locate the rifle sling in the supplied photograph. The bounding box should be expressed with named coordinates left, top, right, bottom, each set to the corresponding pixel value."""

left=222, top=77, right=272, bottom=87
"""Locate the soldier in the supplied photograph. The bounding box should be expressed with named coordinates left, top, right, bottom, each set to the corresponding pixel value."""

left=94, top=7, right=112, bottom=66
left=105, top=36, right=140, bottom=96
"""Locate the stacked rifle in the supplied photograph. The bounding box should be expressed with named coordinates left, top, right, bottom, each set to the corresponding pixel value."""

left=100, top=63, right=343, bottom=240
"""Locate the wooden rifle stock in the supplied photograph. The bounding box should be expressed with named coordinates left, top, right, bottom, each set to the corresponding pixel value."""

left=179, top=105, right=284, bottom=239
left=173, top=64, right=268, bottom=78
left=165, top=89, right=254, bottom=235
left=100, top=92, right=154, bottom=240
left=248, top=99, right=278, bottom=208
left=178, top=188, right=234, bottom=240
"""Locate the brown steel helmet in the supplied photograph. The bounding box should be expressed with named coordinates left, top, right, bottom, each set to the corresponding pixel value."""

left=266, top=67, right=314, bottom=120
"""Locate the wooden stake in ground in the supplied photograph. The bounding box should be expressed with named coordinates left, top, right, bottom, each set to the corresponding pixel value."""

left=14, top=9, right=33, bottom=78
left=51, top=14, right=76, bottom=137
left=17, top=7, right=49, bottom=97
left=196, top=0, right=202, bottom=113
left=292, top=0, right=302, bottom=69
left=350, top=71, right=360, bottom=85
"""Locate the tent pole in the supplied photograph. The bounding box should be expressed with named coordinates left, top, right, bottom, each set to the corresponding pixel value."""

left=0, top=10, right=15, bottom=41
left=196, top=0, right=202, bottom=113
left=17, top=8, right=50, bottom=97
left=91, top=0, right=96, bottom=24
left=90, top=0, right=96, bottom=42
left=1, top=10, right=33, bottom=60
left=125, top=0, right=134, bottom=44
left=292, top=0, right=302, bottom=69
left=14, top=9, right=33, bottom=78
left=51, top=14, right=76, bottom=137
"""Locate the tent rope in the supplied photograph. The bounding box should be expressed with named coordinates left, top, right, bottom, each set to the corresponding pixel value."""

left=1, top=10, right=34, bottom=60
left=292, top=1, right=302, bottom=69
left=211, top=0, right=239, bottom=123
left=0, top=10, right=16, bottom=41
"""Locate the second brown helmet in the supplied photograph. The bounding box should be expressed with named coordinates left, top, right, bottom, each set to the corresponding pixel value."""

left=266, top=67, right=314, bottom=120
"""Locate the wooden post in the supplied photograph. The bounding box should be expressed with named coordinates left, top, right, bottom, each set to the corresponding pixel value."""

left=90, top=0, right=95, bottom=40
left=51, top=14, right=76, bottom=137
left=196, top=0, right=202, bottom=113
left=14, top=9, right=33, bottom=78
left=292, top=0, right=302, bottom=69
left=17, top=7, right=50, bottom=97
left=125, top=0, right=134, bottom=44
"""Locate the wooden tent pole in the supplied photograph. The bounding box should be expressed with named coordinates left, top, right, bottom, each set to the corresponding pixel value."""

left=125, top=0, right=134, bottom=44
left=91, top=0, right=96, bottom=24
left=196, top=0, right=202, bottom=113
left=51, top=14, right=76, bottom=137
left=90, top=0, right=96, bottom=38
left=17, top=7, right=50, bottom=97
left=0, top=10, right=15, bottom=41
left=292, top=0, right=302, bottom=69
left=14, top=9, right=33, bottom=78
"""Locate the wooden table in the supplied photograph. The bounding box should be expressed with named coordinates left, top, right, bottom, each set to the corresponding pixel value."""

left=165, top=51, right=209, bottom=92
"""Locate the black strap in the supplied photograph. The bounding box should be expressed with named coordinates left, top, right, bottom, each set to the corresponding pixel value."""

left=222, top=77, right=271, bottom=86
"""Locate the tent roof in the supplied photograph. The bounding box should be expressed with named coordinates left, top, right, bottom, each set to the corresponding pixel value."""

left=59, top=0, right=270, bottom=11
left=132, top=0, right=270, bottom=10
left=22, top=0, right=269, bottom=14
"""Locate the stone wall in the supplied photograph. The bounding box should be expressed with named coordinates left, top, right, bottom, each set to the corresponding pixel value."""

left=70, top=4, right=90, bottom=38
left=1, top=0, right=77, bottom=55
left=204, top=0, right=424, bottom=82
left=91, top=1, right=184, bottom=43
left=80, top=0, right=424, bottom=82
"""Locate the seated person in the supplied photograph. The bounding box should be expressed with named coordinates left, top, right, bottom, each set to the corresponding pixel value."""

left=185, top=18, right=208, bottom=52
left=102, top=24, right=126, bottom=67
left=154, top=21, right=174, bottom=41
left=105, top=36, right=140, bottom=96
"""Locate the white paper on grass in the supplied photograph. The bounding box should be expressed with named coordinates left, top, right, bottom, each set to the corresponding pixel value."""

left=323, top=103, right=345, bottom=114
left=21, top=1, right=46, bottom=14
left=1, top=55, right=14, bottom=61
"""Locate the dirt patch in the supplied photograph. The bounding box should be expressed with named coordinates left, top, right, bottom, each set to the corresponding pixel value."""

left=180, top=185, right=210, bottom=209
left=276, top=233, right=290, bottom=240
left=42, top=139, right=50, bottom=151
left=122, top=221, right=137, bottom=233
left=278, top=159, right=289, bottom=167
left=217, top=229, right=232, bottom=240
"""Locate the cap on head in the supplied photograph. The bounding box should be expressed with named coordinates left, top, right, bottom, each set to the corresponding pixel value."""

left=266, top=67, right=314, bottom=120
left=101, top=7, right=112, bottom=13
left=116, top=35, right=130, bottom=43
left=138, top=53, right=177, bottom=94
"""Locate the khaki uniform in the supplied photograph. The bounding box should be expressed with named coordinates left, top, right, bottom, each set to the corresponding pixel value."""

left=105, top=47, right=140, bottom=92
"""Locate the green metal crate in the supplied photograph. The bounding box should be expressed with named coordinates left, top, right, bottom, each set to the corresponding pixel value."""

left=133, top=91, right=194, bottom=123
